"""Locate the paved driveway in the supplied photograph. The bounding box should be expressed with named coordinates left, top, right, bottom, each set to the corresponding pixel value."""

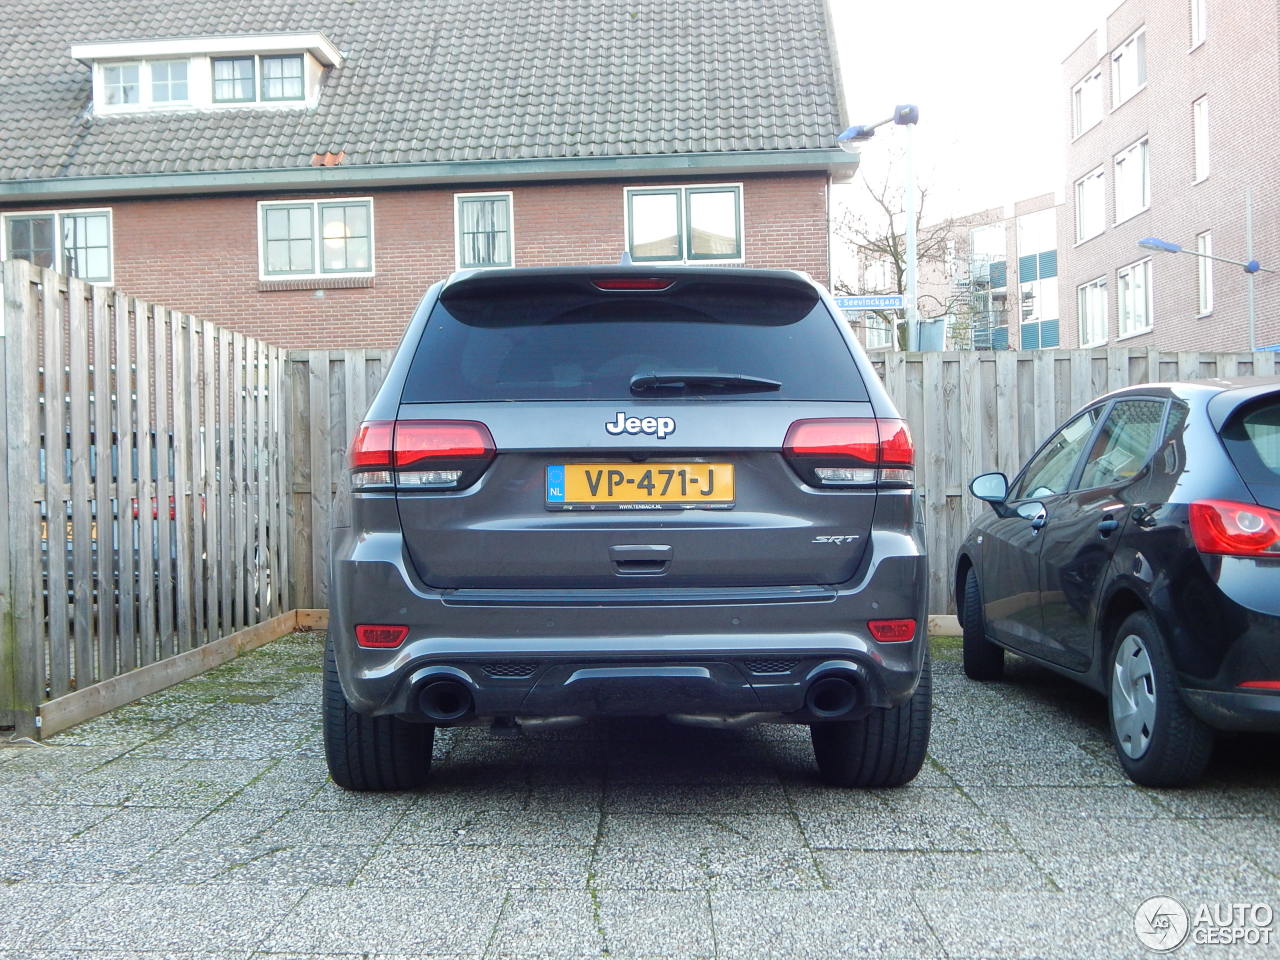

left=1, top=633, right=1276, bottom=959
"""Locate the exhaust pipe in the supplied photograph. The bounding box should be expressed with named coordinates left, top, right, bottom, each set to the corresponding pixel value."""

left=805, top=674, right=862, bottom=719
left=418, top=679, right=474, bottom=722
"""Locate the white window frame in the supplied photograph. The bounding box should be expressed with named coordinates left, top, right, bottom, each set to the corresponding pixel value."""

left=1117, top=258, right=1154, bottom=339
left=1197, top=231, right=1214, bottom=316
left=1111, top=28, right=1147, bottom=109
left=0, top=207, right=114, bottom=284
left=1078, top=277, right=1108, bottom=347
left=1071, top=68, right=1104, bottom=139
left=864, top=313, right=895, bottom=350
left=1074, top=166, right=1106, bottom=244
left=1193, top=96, right=1210, bottom=183
left=256, top=197, right=375, bottom=281
left=623, top=183, right=745, bottom=265
left=1113, top=137, right=1150, bottom=225
left=1190, top=0, right=1207, bottom=49
left=453, top=192, right=516, bottom=271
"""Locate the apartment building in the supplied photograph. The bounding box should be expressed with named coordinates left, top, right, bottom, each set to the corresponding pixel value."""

left=1059, top=0, right=1280, bottom=352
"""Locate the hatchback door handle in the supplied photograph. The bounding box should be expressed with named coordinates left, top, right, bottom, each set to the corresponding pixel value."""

left=609, top=544, right=672, bottom=562
left=1097, top=518, right=1120, bottom=536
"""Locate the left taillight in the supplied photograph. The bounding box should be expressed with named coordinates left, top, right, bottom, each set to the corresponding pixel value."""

left=783, top=418, right=913, bottom=488
left=349, top=419, right=495, bottom=491
left=1188, top=499, right=1280, bottom=557
left=355, top=624, right=408, bottom=648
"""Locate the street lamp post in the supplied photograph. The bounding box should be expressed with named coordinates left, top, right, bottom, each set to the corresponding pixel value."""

left=838, top=105, right=921, bottom=350
left=1139, top=217, right=1274, bottom=352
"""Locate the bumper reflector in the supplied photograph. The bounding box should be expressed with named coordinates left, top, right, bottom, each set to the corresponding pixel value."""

left=355, top=624, right=409, bottom=648
left=868, top=618, right=916, bottom=643
left=1238, top=681, right=1280, bottom=690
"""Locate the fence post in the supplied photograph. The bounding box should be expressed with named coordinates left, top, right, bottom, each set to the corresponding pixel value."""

left=0, top=261, right=44, bottom=738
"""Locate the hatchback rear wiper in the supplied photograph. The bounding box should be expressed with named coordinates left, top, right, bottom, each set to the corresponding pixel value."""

left=629, top=372, right=782, bottom=395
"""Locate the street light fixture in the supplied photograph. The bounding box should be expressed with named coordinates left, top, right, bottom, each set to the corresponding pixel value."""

left=838, top=105, right=921, bottom=350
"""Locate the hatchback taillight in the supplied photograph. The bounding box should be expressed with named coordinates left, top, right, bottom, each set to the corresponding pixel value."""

left=349, top=420, right=495, bottom=491
left=1188, top=499, right=1280, bottom=557
left=783, top=418, right=913, bottom=487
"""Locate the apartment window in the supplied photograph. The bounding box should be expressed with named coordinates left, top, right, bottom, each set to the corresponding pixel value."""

left=1114, top=138, right=1150, bottom=223
left=864, top=314, right=895, bottom=350
left=2, top=209, right=112, bottom=282
left=1197, top=231, right=1213, bottom=315
left=626, top=184, right=743, bottom=262
left=1117, top=259, right=1153, bottom=337
left=1072, top=69, right=1104, bottom=138
left=1074, top=167, right=1106, bottom=243
left=1078, top=277, right=1107, bottom=346
left=260, top=55, right=304, bottom=101
left=213, top=57, right=257, bottom=102
left=259, top=198, right=373, bottom=278
left=103, top=63, right=141, bottom=105
left=1193, top=96, right=1210, bottom=181
left=455, top=193, right=514, bottom=269
left=1112, top=29, right=1147, bottom=106
left=1190, top=0, right=1207, bottom=47
left=150, top=60, right=188, bottom=103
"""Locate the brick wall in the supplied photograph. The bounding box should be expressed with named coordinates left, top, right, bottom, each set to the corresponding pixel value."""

left=10, top=171, right=831, bottom=348
left=1059, top=0, right=1280, bottom=352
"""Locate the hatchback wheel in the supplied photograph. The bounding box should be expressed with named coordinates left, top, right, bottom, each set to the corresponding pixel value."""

left=1108, top=611, right=1213, bottom=787
left=323, top=630, right=434, bottom=791
left=960, top=568, right=1003, bottom=681
left=810, top=650, right=932, bottom=788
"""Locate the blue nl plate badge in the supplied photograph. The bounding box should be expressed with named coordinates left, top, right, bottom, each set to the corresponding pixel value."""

left=546, top=465, right=566, bottom=502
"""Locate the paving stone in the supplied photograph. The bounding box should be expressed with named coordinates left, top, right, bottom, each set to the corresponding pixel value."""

left=603, top=783, right=790, bottom=815
left=258, top=806, right=407, bottom=846
left=816, top=849, right=1055, bottom=891
left=964, top=784, right=1174, bottom=824
left=597, top=890, right=716, bottom=960
left=390, top=808, right=602, bottom=847
left=917, top=890, right=1134, bottom=959
left=355, top=843, right=591, bottom=890
left=486, top=890, right=603, bottom=959
left=600, top=813, right=805, bottom=851
left=0, top=883, right=109, bottom=948
left=789, top=785, right=1015, bottom=851
left=2, top=840, right=165, bottom=883
left=0, top=803, right=115, bottom=843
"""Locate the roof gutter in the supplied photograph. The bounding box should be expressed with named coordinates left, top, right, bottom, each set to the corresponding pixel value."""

left=0, top=149, right=859, bottom=203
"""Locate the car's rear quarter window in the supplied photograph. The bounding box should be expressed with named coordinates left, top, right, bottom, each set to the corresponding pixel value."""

left=1221, top=396, right=1280, bottom=506
left=401, top=278, right=867, bottom=403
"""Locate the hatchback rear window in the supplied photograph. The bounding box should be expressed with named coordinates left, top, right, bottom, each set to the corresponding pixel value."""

left=1221, top=397, right=1280, bottom=485
left=401, top=277, right=868, bottom=402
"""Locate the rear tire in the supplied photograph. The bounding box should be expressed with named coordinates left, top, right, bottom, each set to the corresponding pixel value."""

left=961, top=567, right=1004, bottom=681
left=323, top=629, right=434, bottom=791
left=810, top=650, right=932, bottom=788
left=1108, top=611, right=1214, bottom=788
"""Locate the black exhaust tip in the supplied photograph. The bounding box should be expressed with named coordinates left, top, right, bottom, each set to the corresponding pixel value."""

left=418, top=680, right=474, bottom=722
left=805, top=675, right=861, bottom=719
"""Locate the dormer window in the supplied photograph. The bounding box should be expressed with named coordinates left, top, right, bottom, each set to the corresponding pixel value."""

left=72, top=33, right=341, bottom=115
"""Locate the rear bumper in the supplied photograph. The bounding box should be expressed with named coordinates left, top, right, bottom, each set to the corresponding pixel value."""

left=328, top=527, right=928, bottom=721
left=1183, top=688, right=1280, bottom=733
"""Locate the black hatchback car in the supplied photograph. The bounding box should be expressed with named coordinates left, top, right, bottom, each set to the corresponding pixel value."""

left=955, top=378, right=1280, bottom=786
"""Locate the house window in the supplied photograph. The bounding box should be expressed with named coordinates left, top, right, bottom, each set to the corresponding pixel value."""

left=1191, top=0, right=1207, bottom=47
left=1072, top=68, right=1103, bottom=138
left=864, top=314, right=895, bottom=350
left=150, top=60, right=188, bottom=103
left=2, top=209, right=112, bottom=282
left=213, top=57, right=257, bottom=102
left=259, top=198, right=374, bottom=278
left=103, top=63, right=141, bottom=105
left=1193, top=96, right=1210, bottom=182
left=1197, top=231, right=1213, bottom=315
left=1078, top=277, right=1107, bottom=347
left=1112, top=29, right=1147, bottom=106
left=1117, top=259, right=1153, bottom=337
left=454, top=193, right=514, bottom=269
left=260, top=55, right=304, bottom=101
left=625, top=184, right=742, bottom=262
left=1074, top=167, right=1105, bottom=243
left=1114, top=138, right=1150, bottom=223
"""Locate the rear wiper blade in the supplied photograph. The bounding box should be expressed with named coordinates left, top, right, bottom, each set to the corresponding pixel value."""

left=629, top=372, right=782, bottom=395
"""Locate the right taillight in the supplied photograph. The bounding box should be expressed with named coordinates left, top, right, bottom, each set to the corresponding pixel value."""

left=1189, top=499, right=1280, bottom=556
left=783, top=418, right=913, bottom=487
left=349, top=419, right=495, bottom=491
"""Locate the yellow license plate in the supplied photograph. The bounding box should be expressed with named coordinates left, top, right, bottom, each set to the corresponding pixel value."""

left=547, top=463, right=734, bottom=509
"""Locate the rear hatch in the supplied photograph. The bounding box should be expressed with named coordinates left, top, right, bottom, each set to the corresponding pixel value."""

left=370, top=270, right=908, bottom=589
left=1219, top=390, right=1280, bottom=510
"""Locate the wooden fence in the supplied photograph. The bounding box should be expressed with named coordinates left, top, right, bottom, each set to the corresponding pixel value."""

left=0, top=261, right=289, bottom=736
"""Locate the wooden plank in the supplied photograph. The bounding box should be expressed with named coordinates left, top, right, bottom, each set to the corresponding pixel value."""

left=38, top=610, right=301, bottom=738
left=113, top=291, right=137, bottom=672
left=993, top=351, right=1019, bottom=478
left=232, top=331, right=248, bottom=630
left=187, top=316, right=204, bottom=646
left=254, top=337, right=269, bottom=620
left=346, top=350, right=368, bottom=440
left=921, top=351, right=947, bottom=615
left=927, top=615, right=961, bottom=636
left=295, top=608, right=329, bottom=631
left=171, top=311, right=194, bottom=652
left=1069, top=348, right=1093, bottom=416
left=1177, top=350, right=1199, bottom=383
left=202, top=324, right=220, bottom=643
left=218, top=330, right=234, bottom=633
left=91, top=285, right=117, bottom=682
left=309, top=353, right=332, bottom=608
left=132, top=301, right=157, bottom=666
left=1106, top=348, right=1128, bottom=395
left=289, top=355, right=313, bottom=607
left=41, top=272, right=71, bottom=694
left=66, top=278, right=95, bottom=689
left=272, top=347, right=289, bottom=614
left=152, top=305, right=174, bottom=659
left=1254, top=350, right=1277, bottom=377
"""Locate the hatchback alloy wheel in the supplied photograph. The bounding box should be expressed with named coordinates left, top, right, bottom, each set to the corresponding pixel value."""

left=1111, top=633, right=1156, bottom=759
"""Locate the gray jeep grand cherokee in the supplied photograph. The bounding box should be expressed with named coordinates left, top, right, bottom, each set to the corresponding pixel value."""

left=324, top=266, right=931, bottom=790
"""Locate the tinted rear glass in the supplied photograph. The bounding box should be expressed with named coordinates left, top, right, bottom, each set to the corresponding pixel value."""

left=1221, top=397, right=1280, bottom=499
left=401, top=279, right=867, bottom=402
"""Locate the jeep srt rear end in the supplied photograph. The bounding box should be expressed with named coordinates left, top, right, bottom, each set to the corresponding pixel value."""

left=324, top=267, right=930, bottom=790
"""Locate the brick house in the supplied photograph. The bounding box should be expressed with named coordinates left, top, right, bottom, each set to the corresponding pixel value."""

left=0, top=0, right=855, bottom=347
left=1058, top=0, right=1280, bottom=352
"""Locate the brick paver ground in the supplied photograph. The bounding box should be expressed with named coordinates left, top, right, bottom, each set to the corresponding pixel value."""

left=0, top=633, right=1276, bottom=959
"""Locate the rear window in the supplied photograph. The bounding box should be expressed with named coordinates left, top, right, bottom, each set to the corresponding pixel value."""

left=401, top=278, right=868, bottom=402
left=1221, top=397, right=1280, bottom=490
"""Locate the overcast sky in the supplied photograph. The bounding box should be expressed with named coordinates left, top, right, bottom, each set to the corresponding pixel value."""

left=827, top=0, right=1120, bottom=220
